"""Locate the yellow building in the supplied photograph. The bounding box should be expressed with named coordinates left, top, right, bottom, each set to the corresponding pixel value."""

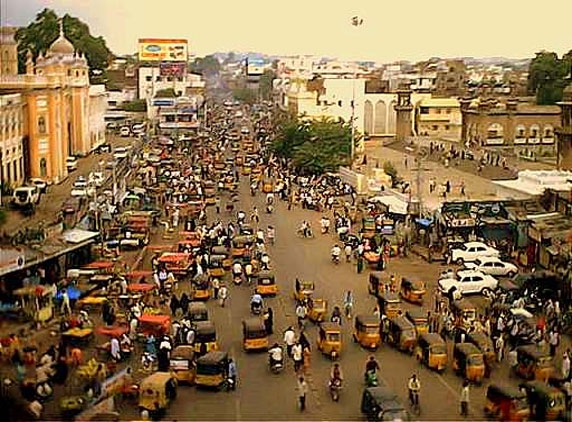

left=415, top=97, right=462, bottom=141
left=0, top=23, right=94, bottom=184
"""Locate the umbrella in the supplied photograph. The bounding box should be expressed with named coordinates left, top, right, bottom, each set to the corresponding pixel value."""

left=56, top=286, right=81, bottom=300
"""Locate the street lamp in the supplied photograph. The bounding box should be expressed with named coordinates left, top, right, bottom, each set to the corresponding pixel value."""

left=349, top=16, right=363, bottom=165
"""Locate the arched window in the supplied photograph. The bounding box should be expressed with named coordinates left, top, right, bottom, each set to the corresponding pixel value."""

left=39, top=158, right=47, bottom=177
left=515, top=124, right=526, bottom=138
left=363, top=100, right=374, bottom=135
left=487, top=123, right=503, bottom=139
left=374, top=101, right=387, bottom=134
left=529, top=124, right=540, bottom=138
left=543, top=125, right=554, bottom=138
left=38, top=116, right=46, bottom=134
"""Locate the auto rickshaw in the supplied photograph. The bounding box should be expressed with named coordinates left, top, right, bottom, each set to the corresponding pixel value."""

left=211, top=246, right=232, bottom=269
left=353, top=315, right=381, bottom=350
left=361, top=217, right=376, bottom=238
left=191, top=274, right=210, bottom=301
left=208, top=255, right=226, bottom=278
left=255, top=270, right=278, bottom=296
left=415, top=333, right=447, bottom=372
left=317, top=322, right=342, bottom=360
left=361, top=386, right=409, bottom=422
left=188, top=301, right=209, bottom=323
left=138, top=315, right=171, bottom=338
left=450, top=299, right=478, bottom=331
left=157, top=253, right=192, bottom=276
left=399, top=278, right=426, bottom=304
left=466, top=331, right=496, bottom=376
left=194, top=320, right=218, bottom=354
left=262, top=179, right=273, bottom=193
left=515, top=345, right=554, bottom=381
left=368, top=271, right=386, bottom=297
left=484, top=384, right=530, bottom=422
left=241, top=164, right=252, bottom=176
left=231, top=236, right=252, bottom=258
left=138, top=372, right=178, bottom=416
left=377, top=292, right=402, bottom=318
left=62, top=327, right=94, bottom=348
left=405, top=309, right=429, bottom=336
left=520, top=380, right=566, bottom=421
left=452, top=342, right=485, bottom=384
left=293, top=280, right=314, bottom=303
left=169, top=345, right=196, bottom=384
left=242, top=318, right=268, bottom=351
left=13, top=285, right=54, bottom=322
left=308, top=298, right=328, bottom=323
left=384, top=316, right=417, bottom=353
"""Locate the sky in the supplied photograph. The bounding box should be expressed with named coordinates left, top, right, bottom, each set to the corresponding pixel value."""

left=2, top=0, right=571, bottom=63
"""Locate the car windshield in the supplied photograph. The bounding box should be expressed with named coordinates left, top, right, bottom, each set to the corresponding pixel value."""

left=15, top=190, right=28, bottom=201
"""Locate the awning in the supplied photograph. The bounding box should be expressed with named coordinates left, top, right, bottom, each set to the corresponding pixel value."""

left=369, top=195, right=408, bottom=215
left=62, top=229, right=99, bottom=244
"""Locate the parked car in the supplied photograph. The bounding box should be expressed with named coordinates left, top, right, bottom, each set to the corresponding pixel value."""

left=66, top=156, right=78, bottom=172
left=29, top=178, right=48, bottom=194
left=12, top=186, right=40, bottom=208
left=113, top=147, right=128, bottom=160
left=438, top=269, right=499, bottom=297
left=450, top=241, right=499, bottom=265
left=119, top=126, right=131, bottom=137
left=464, top=256, right=518, bottom=277
left=73, top=176, right=88, bottom=188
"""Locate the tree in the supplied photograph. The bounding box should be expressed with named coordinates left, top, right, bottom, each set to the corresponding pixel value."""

left=271, top=115, right=352, bottom=174
left=122, top=99, right=147, bottom=112
left=259, top=69, right=276, bottom=101
left=232, top=88, right=257, bottom=105
left=528, top=50, right=572, bottom=105
left=189, top=55, right=221, bottom=76
left=382, top=161, right=398, bottom=179
left=15, top=9, right=113, bottom=79
left=155, top=88, right=177, bottom=98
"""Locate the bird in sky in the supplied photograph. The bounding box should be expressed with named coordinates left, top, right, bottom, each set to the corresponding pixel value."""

left=351, top=16, right=363, bottom=26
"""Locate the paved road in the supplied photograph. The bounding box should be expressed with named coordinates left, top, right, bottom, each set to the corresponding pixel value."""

left=143, top=176, right=523, bottom=421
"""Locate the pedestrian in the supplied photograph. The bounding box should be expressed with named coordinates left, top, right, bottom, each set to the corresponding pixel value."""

left=228, top=358, right=237, bottom=390
left=296, top=303, right=307, bottom=329
left=296, top=376, right=309, bottom=411
left=60, top=288, right=71, bottom=316
left=284, top=326, right=296, bottom=358
left=549, top=330, right=560, bottom=357
left=563, top=351, right=571, bottom=380
left=460, top=181, right=466, bottom=196
left=357, top=255, right=364, bottom=274
left=219, top=284, right=229, bottom=307
left=460, top=380, right=470, bottom=417
left=495, top=335, right=505, bottom=363
left=263, top=307, right=274, bottom=335
left=212, top=278, right=220, bottom=300
left=292, top=342, right=303, bottom=373
left=215, top=197, right=221, bottom=214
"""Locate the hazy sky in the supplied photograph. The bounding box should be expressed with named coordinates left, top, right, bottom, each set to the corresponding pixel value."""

left=2, top=0, right=571, bottom=62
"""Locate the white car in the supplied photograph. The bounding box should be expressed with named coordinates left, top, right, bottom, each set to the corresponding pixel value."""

left=450, top=241, right=499, bottom=265
left=89, top=171, right=105, bottom=187
left=29, top=178, right=48, bottom=194
left=113, top=147, right=128, bottom=160
left=66, top=156, right=78, bottom=172
left=119, top=126, right=131, bottom=137
left=73, top=176, right=88, bottom=188
left=438, top=270, right=498, bottom=297
left=240, top=127, right=249, bottom=134
left=464, top=257, right=518, bottom=277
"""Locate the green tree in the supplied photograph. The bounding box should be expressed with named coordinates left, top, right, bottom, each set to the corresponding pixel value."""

left=528, top=51, right=572, bottom=105
left=122, top=99, right=147, bottom=112
left=232, top=88, right=257, bottom=105
left=382, top=161, right=398, bottom=179
left=259, top=69, right=276, bottom=100
left=15, top=9, right=113, bottom=79
left=190, top=55, right=221, bottom=76
left=155, top=88, right=177, bottom=98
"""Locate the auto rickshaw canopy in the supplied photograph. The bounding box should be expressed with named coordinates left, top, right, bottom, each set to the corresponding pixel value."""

left=355, top=314, right=381, bottom=327
left=188, top=302, right=209, bottom=320
left=486, top=383, right=527, bottom=402
left=516, top=345, right=553, bottom=364
left=171, top=345, right=195, bottom=360
left=211, top=246, right=229, bottom=256
left=158, top=252, right=192, bottom=264
left=140, top=371, right=175, bottom=391
left=194, top=320, right=216, bottom=338
left=320, top=322, right=341, bottom=334
left=418, top=332, right=446, bottom=349
left=242, top=318, right=267, bottom=338
left=454, top=342, right=483, bottom=361
left=401, top=278, right=426, bottom=292
left=405, top=308, right=428, bottom=324
left=196, top=350, right=228, bottom=368
left=257, top=270, right=275, bottom=285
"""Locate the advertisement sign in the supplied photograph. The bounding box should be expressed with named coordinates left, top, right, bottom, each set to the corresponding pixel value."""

left=138, top=38, right=188, bottom=62
left=246, top=58, right=267, bottom=76
left=160, top=62, right=187, bottom=77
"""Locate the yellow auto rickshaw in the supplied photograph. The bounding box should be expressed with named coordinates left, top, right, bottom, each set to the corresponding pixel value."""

left=194, top=320, right=218, bottom=354
left=450, top=299, right=478, bottom=331
left=211, top=246, right=232, bottom=269
left=405, top=309, right=429, bottom=336
left=241, top=164, right=252, bottom=176
left=255, top=270, right=278, bottom=296
left=138, top=372, right=178, bottom=414
left=231, top=235, right=254, bottom=258
left=515, top=345, right=554, bottom=381
left=293, top=280, right=314, bottom=303
left=384, top=316, right=417, bottom=353
left=308, top=298, right=328, bottom=323
left=195, top=351, right=229, bottom=389
left=399, top=278, right=426, bottom=304
left=520, top=380, right=566, bottom=421
left=242, top=318, right=268, bottom=352
left=317, top=322, right=342, bottom=360
left=466, top=331, right=495, bottom=376
left=415, top=333, right=447, bottom=372
left=368, top=271, right=385, bottom=297
left=191, top=274, right=210, bottom=301
left=353, top=315, right=381, bottom=350
left=377, top=292, right=402, bottom=318
left=484, top=384, right=530, bottom=422
left=262, top=179, right=273, bottom=193
left=188, top=301, right=209, bottom=323
left=208, top=255, right=226, bottom=278
left=452, top=342, right=485, bottom=384
left=169, top=345, right=196, bottom=384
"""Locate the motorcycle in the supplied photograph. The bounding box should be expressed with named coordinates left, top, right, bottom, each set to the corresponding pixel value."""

left=269, top=358, right=284, bottom=374
left=266, top=204, right=273, bottom=214
left=233, top=274, right=243, bottom=285
left=365, top=370, right=378, bottom=387
left=329, top=378, right=342, bottom=402
left=251, top=302, right=262, bottom=315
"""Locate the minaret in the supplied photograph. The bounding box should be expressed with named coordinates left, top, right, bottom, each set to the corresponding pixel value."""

left=25, top=50, right=34, bottom=75
left=556, top=72, right=572, bottom=170
left=394, top=81, right=413, bottom=142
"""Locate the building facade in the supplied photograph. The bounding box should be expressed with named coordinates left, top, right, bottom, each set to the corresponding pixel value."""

left=556, top=84, right=572, bottom=169
left=137, top=66, right=205, bottom=100
left=88, top=85, right=107, bottom=151
left=415, top=97, right=462, bottom=141
left=0, top=24, right=97, bottom=184
left=0, top=93, right=24, bottom=187
left=461, top=98, right=560, bottom=156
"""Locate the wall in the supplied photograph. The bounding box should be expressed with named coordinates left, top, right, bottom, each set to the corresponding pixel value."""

left=0, top=94, right=24, bottom=186
left=138, top=67, right=202, bottom=100
left=89, top=85, right=107, bottom=151
left=363, top=92, right=430, bottom=136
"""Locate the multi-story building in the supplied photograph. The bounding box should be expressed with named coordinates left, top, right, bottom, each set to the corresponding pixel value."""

left=461, top=98, right=560, bottom=156
left=0, top=93, right=24, bottom=187
left=0, top=24, right=100, bottom=183
left=88, top=85, right=107, bottom=151
left=415, top=98, right=462, bottom=141
left=147, top=96, right=202, bottom=135
left=137, top=66, right=205, bottom=100
left=433, top=60, right=467, bottom=97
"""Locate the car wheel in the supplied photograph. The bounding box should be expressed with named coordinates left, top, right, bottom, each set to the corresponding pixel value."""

left=456, top=257, right=464, bottom=265
left=481, top=288, right=492, bottom=297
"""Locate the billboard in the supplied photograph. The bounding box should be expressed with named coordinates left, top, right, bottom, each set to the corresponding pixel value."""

left=160, top=62, right=187, bottom=77
left=246, top=58, right=267, bottom=76
left=138, top=38, right=188, bottom=62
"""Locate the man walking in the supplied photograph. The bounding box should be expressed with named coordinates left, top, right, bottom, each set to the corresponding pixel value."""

left=460, top=380, right=470, bottom=417
left=296, top=376, right=309, bottom=411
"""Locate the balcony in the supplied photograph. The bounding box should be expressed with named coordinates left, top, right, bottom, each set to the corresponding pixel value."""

left=486, top=137, right=505, bottom=146
left=542, top=137, right=555, bottom=144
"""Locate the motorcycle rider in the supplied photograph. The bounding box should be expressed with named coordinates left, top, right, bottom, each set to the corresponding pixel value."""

left=343, top=290, right=354, bottom=318
left=268, top=343, right=284, bottom=368
left=267, top=226, right=276, bottom=245
left=266, top=192, right=274, bottom=205
left=331, top=244, right=341, bottom=263
left=250, top=181, right=257, bottom=196
left=330, top=362, right=344, bottom=385
left=365, top=356, right=380, bottom=377
left=250, top=293, right=264, bottom=313
left=232, top=261, right=243, bottom=283
left=237, top=210, right=246, bottom=224
left=331, top=306, right=342, bottom=325
left=408, top=373, right=421, bottom=407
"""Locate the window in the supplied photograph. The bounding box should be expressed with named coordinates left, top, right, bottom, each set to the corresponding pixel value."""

left=435, top=109, right=441, bottom=114
left=445, top=125, right=450, bottom=130
left=145, top=76, right=152, bottom=82
left=544, top=126, right=553, bottom=137
left=12, top=161, right=17, bottom=181
left=177, top=77, right=183, bottom=82
left=155, top=76, right=161, bottom=82
left=39, top=158, right=47, bottom=177
left=432, top=125, right=438, bottom=131
left=167, top=76, right=173, bottom=82
left=75, top=71, right=79, bottom=77
left=67, top=70, right=71, bottom=76
left=419, top=107, right=429, bottom=114
left=38, top=116, right=46, bottom=134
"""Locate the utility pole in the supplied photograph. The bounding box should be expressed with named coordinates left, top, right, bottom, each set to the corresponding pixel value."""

left=349, top=16, right=363, bottom=165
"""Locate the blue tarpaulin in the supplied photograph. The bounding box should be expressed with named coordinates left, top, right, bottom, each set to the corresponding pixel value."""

left=56, top=286, right=81, bottom=300
left=415, top=218, right=433, bottom=227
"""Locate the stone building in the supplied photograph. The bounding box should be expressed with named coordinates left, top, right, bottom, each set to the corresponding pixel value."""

left=433, top=60, right=467, bottom=97
left=0, top=93, right=25, bottom=187
left=460, top=97, right=560, bottom=156
left=556, top=83, right=572, bottom=169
